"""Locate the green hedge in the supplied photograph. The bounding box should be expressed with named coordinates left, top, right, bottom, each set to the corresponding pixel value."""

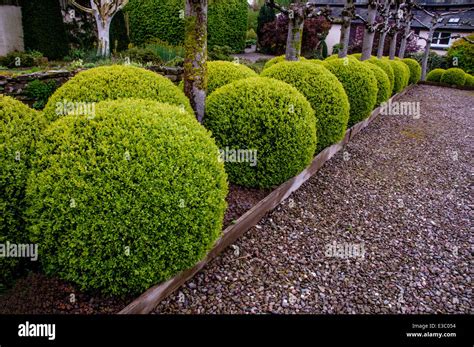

left=426, top=68, right=445, bottom=82
left=205, top=77, right=316, bottom=188
left=20, top=0, right=68, bottom=60
left=385, top=59, right=409, bottom=94
left=261, top=61, right=349, bottom=152
left=363, top=62, right=391, bottom=106
left=324, top=58, right=378, bottom=126
left=1, top=96, right=47, bottom=289
left=401, top=58, right=422, bottom=85
left=465, top=74, right=474, bottom=87
left=367, top=57, right=394, bottom=94
left=43, top=65, right=192, bottom=122
left=207, top=61, right=257, bottom=94
left=26, top=99, right=228, bottom=295
left=262, top=55, right=307, bottom=70
left=446, top=34, right=474, bottom=74
left=125, top=0, right=247, bottom=52
left=440, top=68, right=467, bottom=86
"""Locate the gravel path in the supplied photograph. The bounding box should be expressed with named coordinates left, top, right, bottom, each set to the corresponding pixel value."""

left=154, top=85, right=473, bottom=314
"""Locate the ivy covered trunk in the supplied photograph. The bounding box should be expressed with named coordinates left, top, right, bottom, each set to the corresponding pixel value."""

left=338, top=0, right=354, bottom=58
left=285, top=3, right=305, bottom=61
left=361, top=0, right=378, bottom=61
left=184, top=0, right=208, bottom=123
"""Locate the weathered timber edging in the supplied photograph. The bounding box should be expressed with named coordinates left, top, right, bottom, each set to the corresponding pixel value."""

left=118, top=84, right=417, bottom=314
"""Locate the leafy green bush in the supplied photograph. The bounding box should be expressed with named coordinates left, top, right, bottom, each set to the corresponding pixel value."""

left=121, top=47, right=163, bottom=65
left=401, top=58, right=422, bottom=85
left=207, top=61, right=257, bottom=94
left=261, top=61, right=349, bottom=152
left=350, top=53, right=362, bottom=60
left=205, top=77, right=316, bottom=188
left=464, top=74, right=474, bottom=87
left=262, top=55, right=307, bottom=70
left=43, top=65, right=192, bottom=122
left=26, top=99, right=228, bottom=295
left=408, top=50, right=447, bottom=73
left=323, top=58, right=378, bottom=126
left=367, top=57, right=394, bottom=94
left=446, top=34, right=474, bottom=74
left=362, top=62, right=391, bottom=106
left=208, top=45, right=234, bottom=62
left=1, top=95, right=47, bottom=289
left=25, top=79, right=58, bottom=110
left=0, top=51, right=39, bottom=68
left=384, top=59, right=409, bottom=94
left=125, top=0, right=247, bottom=52
left=440, top=68, right=466, bottom=86
left=426, top=68, right=445, bottom=82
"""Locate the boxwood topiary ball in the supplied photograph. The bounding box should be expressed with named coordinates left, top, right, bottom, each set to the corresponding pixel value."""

left=363, top=61, right=391, bottom=106
left=1, top=95, right=47, bottom=288
left=324, top=58, right=378, bottom=126
left=426, top=68, right=445, bottom=82
left=401, top=58, right=422, bottom=84
left=440, top=68, right=467, bottom=86
left=26, top=99, right=228, bottom=296
left=207, top=61, right=257, bottom=94
left=205, top=76, right=316, bottom=188
left=464, top=74, right=474, bottom=87
left=367, top=57, right=395, bottom=94
left=262, top=55, right=307, bottom=70
left=261, top=61, right=349, bottom=152
left=43, top=65, right=193, bottom=122
left=384, top=59, right=409, bottom=94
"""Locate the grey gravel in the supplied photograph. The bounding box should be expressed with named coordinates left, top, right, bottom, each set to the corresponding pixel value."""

left=153, top=85, right=473, bottom=314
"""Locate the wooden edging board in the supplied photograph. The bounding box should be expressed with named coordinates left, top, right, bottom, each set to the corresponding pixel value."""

left=119, top=84, right=417, bottom=314
left=418, top=80, right=474, bottom=91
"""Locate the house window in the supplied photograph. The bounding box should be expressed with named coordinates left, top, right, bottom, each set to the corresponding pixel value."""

left=432, top=31, right=451, bottom=47
left=448, top=18, right=460, bottom=24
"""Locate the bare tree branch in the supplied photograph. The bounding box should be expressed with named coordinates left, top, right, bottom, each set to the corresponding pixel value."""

left=70, top=0, right=93, bottom=14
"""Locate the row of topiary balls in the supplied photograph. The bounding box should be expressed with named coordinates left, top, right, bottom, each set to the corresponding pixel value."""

left=426, top=67, right=474, bottom=87
left=1, top=54, right=418, bottom=296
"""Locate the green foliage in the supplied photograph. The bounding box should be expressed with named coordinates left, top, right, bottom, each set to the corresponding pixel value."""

left=247, top=8, right=259, bottom=32
left=408, top=50, right=447, bottom=73
left=426, top=68, right=445, bottom=82
left=367, top=57, right=394, bottom=94
left=261, top=61, right=349, bottom=152
left=246, top=28, right=258, bottom=40
left=362, top=62, right=391, bottom=106
left=121, top=47, right=163, bottom=65
left=110, top=10, right=130, bottom=53
left=401, top=58, right=421, bottom=85
left=384, top=59, right=409, bottom=94
left=25, top=79, right=58, bottom=110
left=440, top=68, right=467, bottom=86
left=43, top=65, right=192, bottom=122
left=207, top=61, right=257, bottom=94
left=1, top=96, right=47, bottom=288
left=125, top=0, right=247, bottom=52
left=446, top=34, right=474, bottom=74
left=257, top=4, right=275, bottom=40
left=350, top=53, right=362, bottom=60
left=20, top=0, right=68, bottom=60
left=208, top=45, right=234, bottom=62
left=205, top=77, right=316, bottom=188
left=323, top=58, right=378, bottom=126
left=262, top=55, right=307, bottom=70
left=26, top=99, right=228, bottom=296
left=464, top=74, right=474, bottom=87
left=0, top=51, right=42, bottom=69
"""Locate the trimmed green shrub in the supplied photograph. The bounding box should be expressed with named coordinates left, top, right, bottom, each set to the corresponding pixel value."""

left=384, top=59, right=409, bottom=94
left=125, top=0, right=247, bottom=52
left=262, top=55, right=307, bottom=70
left=26, top=99, right=228, bottom=295
left=261, top=61, right=349, bottom=152
left=207, top=61, right=257, bottom=94
left=464, top=74, right=474, bottom=87
left=362, top=62, right=391, bottom=106
left=25, top=79, right=58, bottom=110
left=20, top=0, right=68, bottom=60
left=440, top=68, right=467, bottom=86
left=43, top=65, right=192, bottom=122
left=205, top=77, right=316, bottom=188
left=367, top=57, right=395, bottom=94
left=446, top=34, right=474, bottom=74
left=308, top=59, right=324, bottom=65
left=1, top=96, right=47, bottom=289
left=350, top=53, right=362, bottom=60
left=426, top=68, right=445, bottom=82
left=401, top=58, right=422, bottom=85
left=323, top=58, right=378, bottom=126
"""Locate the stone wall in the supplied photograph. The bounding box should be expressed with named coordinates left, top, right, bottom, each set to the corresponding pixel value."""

left=0, top=65, right=184, bottom=106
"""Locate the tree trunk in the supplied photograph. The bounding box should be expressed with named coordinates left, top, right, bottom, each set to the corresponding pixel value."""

left=377, top=30, right=388, bottom=58
left=285, top=14, right=304, bottom=61
left=361, top=0, right=378, bottom=61
left=338, top=0, right=353, bottom=59
left=398, top=18, right=412, bottom=58
left=389, top=31, right=398, bottom=59
left=96, top=18, right=112, bottom=57
left=184, top=0, right=208, bottom=123
left=421, top=27, right=435, bottom=81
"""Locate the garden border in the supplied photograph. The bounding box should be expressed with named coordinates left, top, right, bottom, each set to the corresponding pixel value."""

left=119, top=84, right=417, bottom=314
left=418, top=80, right=474, bottom=91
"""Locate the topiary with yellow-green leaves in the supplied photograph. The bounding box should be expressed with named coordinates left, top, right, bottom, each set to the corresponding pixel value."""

left=401, top=58, right=422, bottom=85
left=362, top=61, right=391, bottom=106
left=207, top=60, right=257, bottom=94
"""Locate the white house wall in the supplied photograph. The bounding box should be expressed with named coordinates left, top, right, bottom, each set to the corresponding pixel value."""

left=0, top=5, right=24, bottom=57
